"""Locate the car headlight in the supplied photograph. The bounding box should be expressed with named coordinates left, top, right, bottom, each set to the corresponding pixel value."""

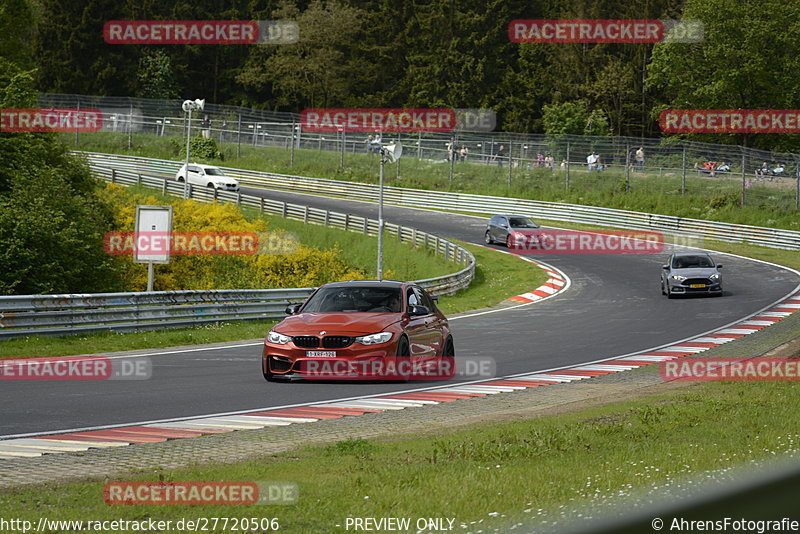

left=267, top=331, right=291, bottom=345
left=710, top=273, right=721, bottom=280
left=671, top=275, right=686, bottom=281
left=355, top=332, right=393, bottom=345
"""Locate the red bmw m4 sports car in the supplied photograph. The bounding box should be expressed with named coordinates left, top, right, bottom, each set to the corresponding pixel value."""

left=262, top=280, right=455, bottom=381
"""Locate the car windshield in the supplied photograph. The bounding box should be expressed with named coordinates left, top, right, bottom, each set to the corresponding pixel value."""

left=302, top=287, right=402, bottom=313
left=204, top=168, right=225, bottom=176
left=672, top=255, right=714, bottom=269
left=508, top=217, right=539, bottom=229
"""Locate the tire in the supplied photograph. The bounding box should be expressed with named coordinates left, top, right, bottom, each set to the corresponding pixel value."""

left=395, top=335, right=411, bottom=381
left=484, top=231, right=493, bottom=244
left=661, top=279, right=667, bottom=295
left=506, top=234, right=512, bottom=248
left=666, top=285, right=676, bottom=299
left=262, top=357, right=277, bottom=382
left=440, top=336, right=456, bottom=380
left=207, top=183, right=215, bottom=188
left=177, top=176, right=185, bottom=182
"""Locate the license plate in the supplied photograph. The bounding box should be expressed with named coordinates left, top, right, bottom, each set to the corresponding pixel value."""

left=306, top=351, right=336, bottom=358
left=690, top=284, right=706, bottom=288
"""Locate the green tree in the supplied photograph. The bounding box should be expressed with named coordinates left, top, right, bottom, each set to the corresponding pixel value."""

left=237, top=0, right=365, bottom=109
left=647, top=0, right=800, bottom=149
left=0, top=2, right=121, bottom=294
left=137, top=50, right=180, bottom=99
left=542, top=100, right=611, bottom=137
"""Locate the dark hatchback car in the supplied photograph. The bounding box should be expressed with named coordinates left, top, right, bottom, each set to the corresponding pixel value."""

left=661, top=252, right=723, bottom=298
left=484, top=214, right=541, bottom=247
left=262, top=281, right=454, bottom=381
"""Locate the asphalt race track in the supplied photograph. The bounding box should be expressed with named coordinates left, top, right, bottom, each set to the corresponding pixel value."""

left=2, top=185, right=797, bottom=437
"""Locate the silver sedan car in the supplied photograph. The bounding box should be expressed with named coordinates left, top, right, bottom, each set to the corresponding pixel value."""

left=661, top=252, right=723, bottom=298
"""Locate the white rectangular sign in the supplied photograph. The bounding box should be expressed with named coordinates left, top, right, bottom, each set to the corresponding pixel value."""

left=134, top=205, right=173, bottom=264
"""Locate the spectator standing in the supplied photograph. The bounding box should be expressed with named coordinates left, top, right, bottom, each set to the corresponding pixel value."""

left=537, top=152, right=544, bottom=167
left=200, top=115, right=211, bottom=139
left=446, top=141, right=455, bottom=162
left=587, top=152, right=598, bottom=171
left=635, top=146, right=645, bottom=170
left=492, top=145, right=507, bottom=166
left=370, top=134, right=382, bottom=154
left=460, top=145, right=468, bottom=161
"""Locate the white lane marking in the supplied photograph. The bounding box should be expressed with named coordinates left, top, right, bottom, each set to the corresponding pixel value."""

left=0, top=439, right=91, bottom=452
left=660, top=346, right=710, bottom=353
left=339, top=399, right=425, bottom=407
left=0, top=446, right=42, bottom=457
left=373, top=398, right=439, bottom=405
left=689, top=337, right=735, bottom=344
left=619, top=355, right=676, bottom=361
left=37, top=439, right=128, bottom=448
left=239, top=415, right=318, bottom=423
left=525, top=374, right=585, bottom=381
left=573, top=365, right=641, bottom=371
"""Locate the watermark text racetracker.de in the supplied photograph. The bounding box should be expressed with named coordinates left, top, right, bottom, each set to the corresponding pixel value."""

left=660, top=358, right=800, bottom=382
left=508, top=19, right=703, bottom=43
left=507, top=229, right=666, bottom=254
left=660, top=109, right=800, bottom=134
left=0, top=356, right=151, bottom=380
left=103, top=231, right=299, bottom=256
left=299, top=108, right=496, bottom=132
left=1, top=108, right=103, bottom=132
left=296, top=356, right=496, bottom=381
left=104, top=20, right=298, bottom=45
left=104, top=481, right=298, bottom=505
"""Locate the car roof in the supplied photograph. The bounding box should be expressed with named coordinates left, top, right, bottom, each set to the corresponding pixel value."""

left=184, top=163, right=220, bottom=169
left=672, top=252, right=712, bottom=257
left=319, top=280, right=407, bottom=289
left=491, top=214, right=533, bottom=219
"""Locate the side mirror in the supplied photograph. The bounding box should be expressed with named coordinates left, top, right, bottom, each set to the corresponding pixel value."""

left=430, top=295, right=439, bottom=302
left=662, top=264, right=670, bottom=270
left=716, top=264, right=723, bottom=269
left=285, top=303, right=301, bottom=315
left=408, top=305, right=430, bottom=317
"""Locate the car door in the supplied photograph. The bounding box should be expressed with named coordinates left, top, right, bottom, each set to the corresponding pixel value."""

left=493, top=216, right=508, bottom=242
left=403, top=286, right=433, bottom=360
left=409, top=287, right=439, bottom=360
left=186, top=165, right=201, bottom=187
left=416, top=287, right=445, bottom=359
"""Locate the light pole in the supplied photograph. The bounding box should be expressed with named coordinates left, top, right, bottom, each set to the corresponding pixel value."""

left=182, top=98, right=205, bottom=199
left=377, top=142, right=402, bottom=280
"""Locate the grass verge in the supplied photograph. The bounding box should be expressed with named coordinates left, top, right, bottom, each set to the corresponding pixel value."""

left=70, top=132, right=800, bottom=230
left=0, top=243, right=547, bottom=359
left=2, top=378, right=799, bottom=532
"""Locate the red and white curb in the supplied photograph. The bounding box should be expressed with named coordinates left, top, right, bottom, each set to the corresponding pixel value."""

left=2, top=286, right=797, bottom=460
left=506, top=261, right=566, bottom=303
left=477, top=246, right=568, bottom=304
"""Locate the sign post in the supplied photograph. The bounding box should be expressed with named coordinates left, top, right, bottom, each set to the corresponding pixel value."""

left=134, top=205, right=173, bottom=292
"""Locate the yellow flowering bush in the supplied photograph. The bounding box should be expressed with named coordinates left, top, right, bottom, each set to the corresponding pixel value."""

left=104, top=185, right=367, bottom=290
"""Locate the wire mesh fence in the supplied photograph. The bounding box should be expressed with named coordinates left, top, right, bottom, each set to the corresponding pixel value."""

left=38, top=93, right=800, bottom=211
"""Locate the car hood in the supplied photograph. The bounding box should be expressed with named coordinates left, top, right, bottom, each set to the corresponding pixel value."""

left=671, top=268, right=719, bottom=278
left=508, top=228, right=541, bottom=235
left=275, top=313, right=400, bottom=336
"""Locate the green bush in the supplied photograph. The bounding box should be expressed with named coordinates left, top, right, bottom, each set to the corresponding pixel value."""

left=176, top=136, right=224, bottom=161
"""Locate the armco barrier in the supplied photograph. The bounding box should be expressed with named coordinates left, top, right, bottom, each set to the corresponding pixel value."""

left=0, top=163, right=475, bottom=338
left=78, top=152, right=800, bottom=251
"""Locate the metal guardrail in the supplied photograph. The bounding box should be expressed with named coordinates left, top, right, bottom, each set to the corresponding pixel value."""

left=79, top=152, right=800, bottom=251
left=0, top=161, right=475, bottom=338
